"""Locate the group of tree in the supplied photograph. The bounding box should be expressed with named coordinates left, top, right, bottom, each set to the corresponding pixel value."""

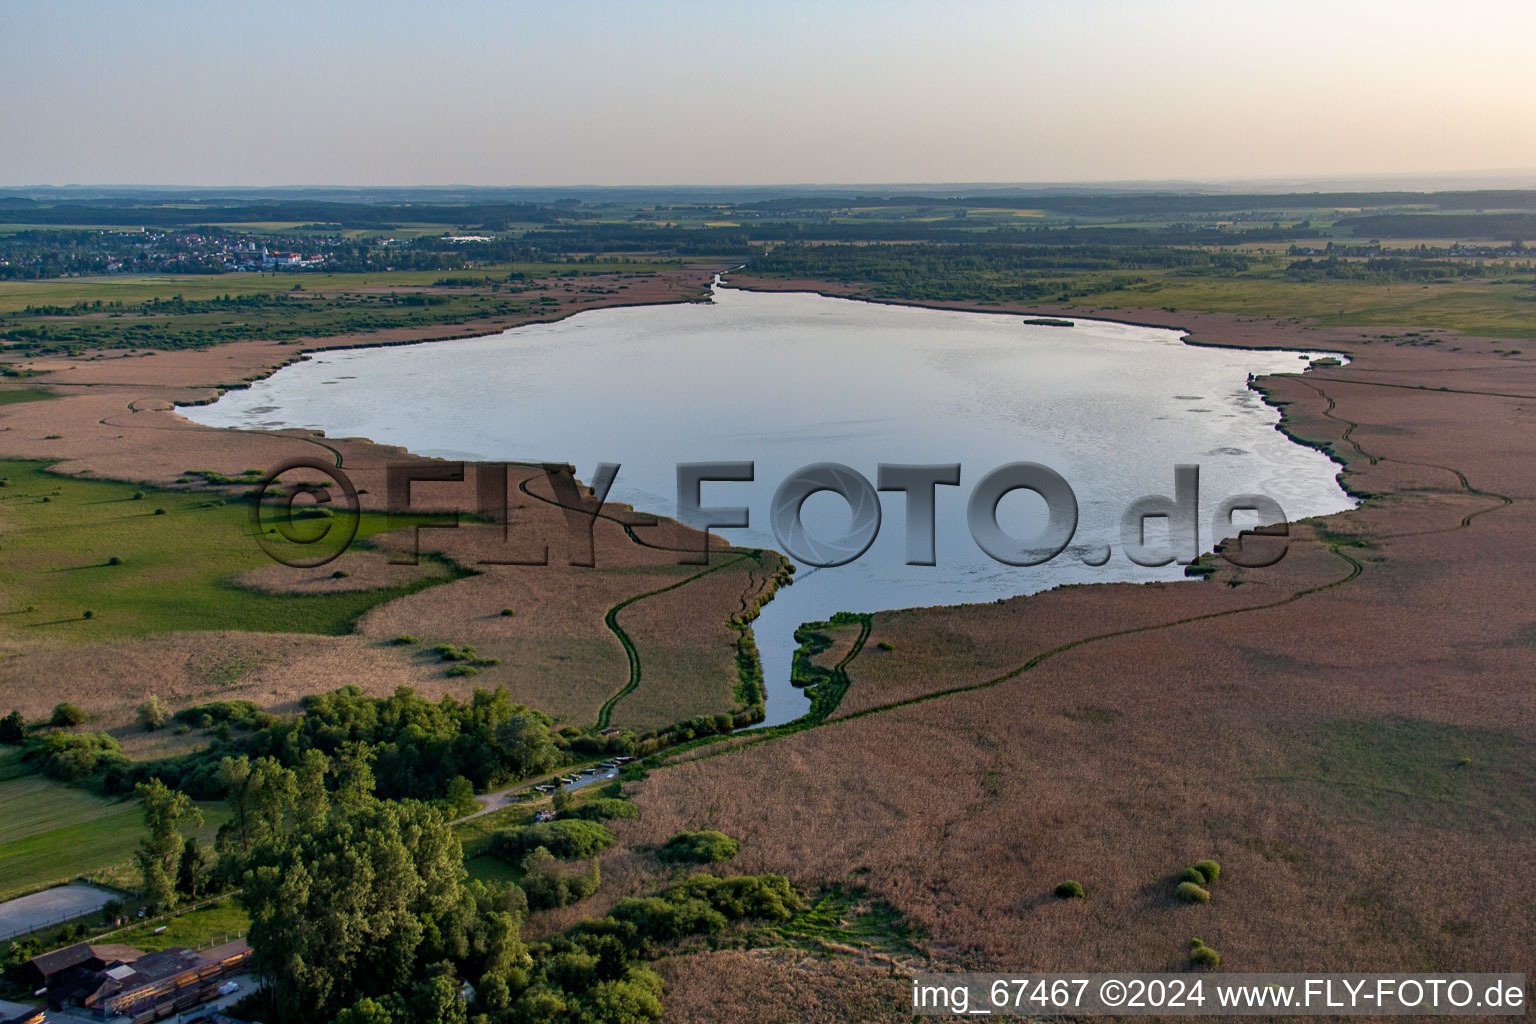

left=216, top=746, right=799, bottom=1024
left=9, top=686, right=574, bottom=803
left=134, top=778, right=208, bottom=910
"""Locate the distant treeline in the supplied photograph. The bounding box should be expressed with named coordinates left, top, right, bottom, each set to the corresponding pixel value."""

left=525, top=221, right=1318, bottom=253
left=1283, top=255, right=1525, bottom=283
left=1336, top=213, right=1536, bottom=240
left=744, top=242, right=1248, bottom=302
left=741, top=190, right=1536, bottom=217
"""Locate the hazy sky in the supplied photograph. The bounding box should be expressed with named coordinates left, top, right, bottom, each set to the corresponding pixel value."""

left=5, top=0, right=1536, bottom=187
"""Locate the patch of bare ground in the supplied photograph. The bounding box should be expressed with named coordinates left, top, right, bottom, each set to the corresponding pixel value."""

left=627, top=310, right=1536, bottom=986
left=658, top=948, right=911, bottom=1024
left=229, top=548, right=438, bottom=594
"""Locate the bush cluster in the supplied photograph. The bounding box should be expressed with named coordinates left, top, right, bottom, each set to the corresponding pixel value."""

left=50, top=701, right=87, bottom=727
left=607, top=873, right=801, bottom=948
left=521, top=847, right=601, bottom=910
left=1175, top=858, right=1221, bottom=903
left=657, top=830, right=740, bottom=864
left=173, top=700, right=263, bottom=729
left=136, top=695, right=169, bottom=731
left=433, top=643, right=500, bottom=667
left=566, top=798, right=639, bottom=822
left=491, top=819, right=616, bottom=862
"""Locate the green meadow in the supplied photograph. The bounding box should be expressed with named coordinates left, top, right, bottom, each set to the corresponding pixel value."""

left=111, top=898, right=250, bottom=951
left=0, top=460, right=462, bottom=641
left=0, top=389, right=55, bottom=406
left=0, top=261, right=679, bottom=313
left=1083, top=270, right=1536, bottom=342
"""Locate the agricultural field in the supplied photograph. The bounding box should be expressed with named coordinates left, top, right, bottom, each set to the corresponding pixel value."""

left=0, top=774, right=227, bottom=901
left=1082, top=270, right=1536, bottom=341
left=0, top=261, right=683, bottom=313
left=0, top=269, right=682, bottom=353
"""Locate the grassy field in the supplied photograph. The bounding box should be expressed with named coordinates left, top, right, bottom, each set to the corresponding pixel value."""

left=111, top=897, right=249, bottom=951
left=465, top=855, right=524, bottom=887
left=0, top=389, right=55, bottom=406
left=0, top=774, right=229, bottom=900
left=453, top=801, right=536, bottom=859
left=0, top=460, right=461, bottom=641
left=1082, top=270, right=1536, bottom=341
left=0, top=262, right=680, bottom=312
left=0, top=261, right=690, bottom=352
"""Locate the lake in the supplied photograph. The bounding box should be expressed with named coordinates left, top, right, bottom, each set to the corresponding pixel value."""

left=187, top=284, right=1353, bottom=725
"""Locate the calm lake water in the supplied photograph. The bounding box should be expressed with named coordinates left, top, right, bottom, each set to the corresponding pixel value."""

left=188, top=285, right=1352, bottom=725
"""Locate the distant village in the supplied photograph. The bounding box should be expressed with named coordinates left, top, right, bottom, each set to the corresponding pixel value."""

left=0, top=227, right=524, bottom=281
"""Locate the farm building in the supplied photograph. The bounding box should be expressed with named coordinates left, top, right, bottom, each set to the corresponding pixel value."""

left=26, top=939, right=251, bottom=1020
left=22, top=943, right=146, bottom=992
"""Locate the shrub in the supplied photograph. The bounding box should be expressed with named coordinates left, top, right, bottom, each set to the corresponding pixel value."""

left=331, top=570, right=350, bottom=579
left=50, top=702, right=87, bottom=728
left=1193, top=859, right=1221, bottom=883
left=136, top=695, right=169, bottom=731
left=491, top=819, right=616, bottom=861
left=608, top=873, right=802, bottom=945
left=1189, top=939, right=1221, bottom=966
left=33, top=731, right=127, bottom=782
left=131, top=491, right=144, bottom=500
left=81, top=609, right=94, bottom=619
left=521, top=848, right=602, bottom=910
left=1179, top=867, right=1207, bottom=885
left=1176, top=882, right=1211, bottom=903
left=568, top=798, right=639, bottom=822
left=0, top=710, right=25, bottom=744
left=434, top=643, right=499, bottom=667
left=1054, top=880, right=1086, bottom=899
left=658, top=830, right=740, bottom=864
left=876, top=640, right=895, bottom=651
left=392, top=634, right=420, bottom=645
left=173, top=700, right=259, bottom=727
left=107, top=556, right=122, bottom=566
left=154, top=508, right=166, bottom=515
left=501, top=608, right=515, bottom=616
left=446, top=664, right=479, bottom=677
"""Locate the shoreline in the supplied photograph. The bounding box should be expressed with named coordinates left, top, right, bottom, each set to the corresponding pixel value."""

left=176, top=281, right=1369, bottom=729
